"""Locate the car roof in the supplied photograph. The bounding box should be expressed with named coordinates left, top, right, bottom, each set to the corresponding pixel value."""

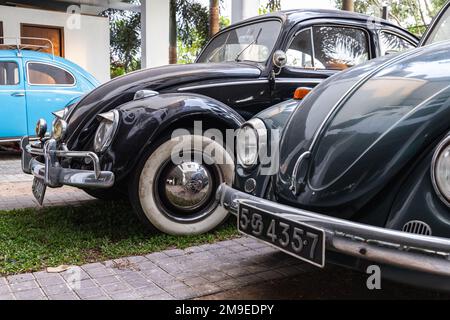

left=0, top=48, right=63, bottom=61
left=231, top=8, right=410, bottom=33
left=0, top=49, right=100, bottom=85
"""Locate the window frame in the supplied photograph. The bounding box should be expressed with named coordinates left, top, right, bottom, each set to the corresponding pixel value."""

left=421, top=1, right=450, bottom=46
left=0, top=60, right=21, bottom=86
left=0, top=21, right=3, bottom=45
left=26, top=61, right=76, bottom=87
left=285, top=27, right=315, bottom=69
left=378, top=29, right=416, bottom=56
left=195, top=17, right=283, bottom=66
left=285, top=23, right=372, bottom=71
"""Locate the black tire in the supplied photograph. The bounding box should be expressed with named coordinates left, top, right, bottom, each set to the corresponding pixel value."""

left=129, top=134, right=234, bottom=235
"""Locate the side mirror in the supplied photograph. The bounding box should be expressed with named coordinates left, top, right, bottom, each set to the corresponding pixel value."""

left=272, top=50, right=287, bottom=69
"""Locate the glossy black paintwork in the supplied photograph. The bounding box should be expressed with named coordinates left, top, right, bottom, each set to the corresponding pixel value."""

left=244, top=41, right=450, bottom=239
left=99, top=94, right=244, bottom=182
left=65, top=9, right=418, bottom=153
left=65, top=62, right=260, bottom=148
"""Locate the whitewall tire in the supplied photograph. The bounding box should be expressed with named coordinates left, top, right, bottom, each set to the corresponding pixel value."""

left=129, top=134, right=234, bottom=235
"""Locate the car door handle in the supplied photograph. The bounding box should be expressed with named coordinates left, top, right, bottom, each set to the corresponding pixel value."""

left=11, top=92, right=25, bottom=97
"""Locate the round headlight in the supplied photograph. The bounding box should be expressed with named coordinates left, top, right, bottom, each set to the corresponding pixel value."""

left=432, top=137, right=450, bottom=206
left=52, top=119, right=67, bottom=141
left=236, top=124, right=259, bottom=168
left=35, top=119, right=47, bottom=139
left=94, top=110, right=119, bottom=153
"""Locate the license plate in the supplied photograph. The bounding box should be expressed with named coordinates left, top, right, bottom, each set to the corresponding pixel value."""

left=32, top=177, right=47, bottom=206
left=238, top=203, right=325, bottom=268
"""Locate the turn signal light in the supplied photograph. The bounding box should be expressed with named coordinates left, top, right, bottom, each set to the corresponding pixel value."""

left=294, top=87, right=312, bottom=100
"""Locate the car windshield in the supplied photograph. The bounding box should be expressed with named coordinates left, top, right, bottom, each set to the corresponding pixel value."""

left=197, top=20, right=282, bottom=63
left=424, top=4, right=450, bottom=45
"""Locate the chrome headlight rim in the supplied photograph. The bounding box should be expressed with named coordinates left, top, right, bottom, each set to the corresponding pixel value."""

left=431, top=135, right=450, bottom=207
left=236, top=118, right=267, bottom=170
left=94, top=110, right=120, bottom=153
left=35, top=119, right=47, bottom=139
left=51, top=119, right=67, bottom=142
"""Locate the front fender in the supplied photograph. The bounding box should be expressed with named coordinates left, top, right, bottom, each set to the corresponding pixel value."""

left=254, top=99, right=299, bottom=131
left=103, top=93, right=245, bottom=182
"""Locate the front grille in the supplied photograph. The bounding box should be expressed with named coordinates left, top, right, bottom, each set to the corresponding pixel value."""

left=402, top=220, right=432, bottom=236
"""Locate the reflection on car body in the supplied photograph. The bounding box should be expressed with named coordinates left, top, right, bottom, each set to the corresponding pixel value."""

left=219, top=1, right=450, bottom=290
left=20, top=9, right=418, bottom=236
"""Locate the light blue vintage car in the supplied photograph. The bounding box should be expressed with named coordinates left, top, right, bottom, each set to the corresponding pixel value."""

left=0, top=49, right=99, bottom=142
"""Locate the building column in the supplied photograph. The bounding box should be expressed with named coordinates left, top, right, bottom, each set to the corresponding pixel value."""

left=141, top=0, right=170, bottom=69
left=231, top=0, right=261, bottom=24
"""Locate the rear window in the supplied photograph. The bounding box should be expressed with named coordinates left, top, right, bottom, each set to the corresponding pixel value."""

left=0, top=61, right=19, bottom=85
left=27, top=62, right=75, bottom=86
left=379, top=31, right=415, bottom=55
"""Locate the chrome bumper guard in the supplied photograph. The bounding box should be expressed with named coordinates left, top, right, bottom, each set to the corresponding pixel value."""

left=217, top=184, right=450, bottom=277
left=20, top=136, right=115, bottom=189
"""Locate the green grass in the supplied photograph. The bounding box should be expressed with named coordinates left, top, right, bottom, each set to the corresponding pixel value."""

left=0, top=201, right=239, bottom=275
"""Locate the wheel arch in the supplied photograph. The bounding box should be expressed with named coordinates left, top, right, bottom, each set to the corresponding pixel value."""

left=109, top=93, right=245, bottom=183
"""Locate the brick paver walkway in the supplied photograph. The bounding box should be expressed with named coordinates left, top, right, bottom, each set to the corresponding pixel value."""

left=0, top=153, right=308, bottom=300
left=0, top=237, right=308, bottom=300
left=0, top=155, right=96, bottom=210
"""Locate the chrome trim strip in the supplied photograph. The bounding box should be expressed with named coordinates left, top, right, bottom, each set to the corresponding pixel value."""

left=177, top=80, right=269, bottom=91
left=289, top=151, right=311, bottom=195
left=275, top=78, right=323, bottom=84
left=0, top=136, right=41, bottom=143
left=0, top=138, right=21, bottom=143
left=177, top=78, right=322, bottom=92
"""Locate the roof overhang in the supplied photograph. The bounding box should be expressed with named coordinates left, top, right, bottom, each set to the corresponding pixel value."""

left=0, top=0, right=140, bottom=14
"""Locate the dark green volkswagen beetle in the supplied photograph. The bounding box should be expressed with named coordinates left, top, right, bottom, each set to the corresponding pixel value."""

left=217, top=1, right=450, bottom=289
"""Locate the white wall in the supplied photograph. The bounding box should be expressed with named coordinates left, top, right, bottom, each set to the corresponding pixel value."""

left=0, top=5, right=110, bottom=83
left=231, top=0, right=261, bottom=23
left=141, top=0, right=170, bottom=68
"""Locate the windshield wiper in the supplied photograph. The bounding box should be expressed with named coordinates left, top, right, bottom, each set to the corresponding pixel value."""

left=234, top=28, right=263, bottom=62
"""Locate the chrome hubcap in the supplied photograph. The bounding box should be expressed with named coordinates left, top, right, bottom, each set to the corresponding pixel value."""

left=164, top=162, right=213, bottom=212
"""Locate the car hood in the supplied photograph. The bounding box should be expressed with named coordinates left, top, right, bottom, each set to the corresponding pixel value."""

left=65, top=62, right=261, bottom=148
left=276, top=41, right=450, bottom=214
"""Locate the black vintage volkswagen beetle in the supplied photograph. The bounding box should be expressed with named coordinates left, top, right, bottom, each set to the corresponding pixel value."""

left=21, top=9, right=417, bottom=235
left=217, top=1, right=450, bottom=289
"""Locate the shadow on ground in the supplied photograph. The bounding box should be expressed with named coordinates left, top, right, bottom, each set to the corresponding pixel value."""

left=200, top=265, right=450, bottom=300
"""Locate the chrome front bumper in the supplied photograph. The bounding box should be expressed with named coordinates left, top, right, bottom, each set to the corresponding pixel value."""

left=216, top=184, right=450, bottom=277
left=21, top=136, right=115, bottom=189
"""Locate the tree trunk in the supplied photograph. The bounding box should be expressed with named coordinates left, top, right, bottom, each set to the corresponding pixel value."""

left=342, top=0, right=354, bottom=11
left=169, top=0, right=177, bottom=64
left=209, top=0, right=220, bottom=38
